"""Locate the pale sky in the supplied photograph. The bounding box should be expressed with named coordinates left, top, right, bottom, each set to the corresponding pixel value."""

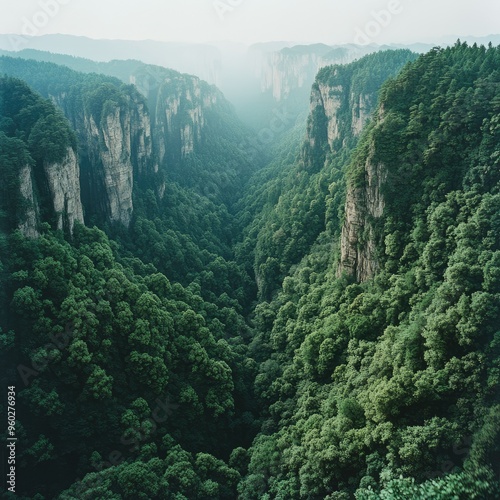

left=0, top=0, right=498, bottom=46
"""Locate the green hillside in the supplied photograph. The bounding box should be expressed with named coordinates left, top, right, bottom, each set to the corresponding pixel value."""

left=1, top=42, right=499, bottom=499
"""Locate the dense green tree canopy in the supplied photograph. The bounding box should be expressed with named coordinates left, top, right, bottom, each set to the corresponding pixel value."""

left=1, top=42, right=499, bottom=499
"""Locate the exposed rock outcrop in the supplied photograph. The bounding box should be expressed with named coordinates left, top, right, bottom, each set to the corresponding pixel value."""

left=18, top=147, right=84, bottom=236
left=130, top=98, right=155, bottom=178
left=153, top=75, right=219, bottom=163
left=352, top=93, right=372, bottom=136
left=48, top=70, right=224, bottom=224
left=90, top=108, right=134, bottom=226
left=18, top=165, right=39, bottom=238
left=261, top=51, right=327, bottom=101
left=302, top=69, right=377, bottom=172
left=51, top=88, right=155, bottom=227
left=259, top=45, right=374, bottom=102
left=305, top=75, right=384, bottom=281
left=44, top=147, right=84, bottom=232
left=2, top=55, right=249, bottom=229
left=339, top=150, right=387, bottom=282
left=308, top=83, right=373, bottom=150
left=300, top=51, right=418, bottom=281
left=2, top=56, right=251, bottom=234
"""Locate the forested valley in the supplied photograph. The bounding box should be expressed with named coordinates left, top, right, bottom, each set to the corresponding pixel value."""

left=1, top=42, right=500, bottom=499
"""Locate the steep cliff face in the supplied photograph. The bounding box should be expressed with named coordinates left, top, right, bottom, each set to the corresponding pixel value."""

left=258, top=44, right=375, bottom=102
left=302, top=65, right=378, bottom=172
left=0, top=76, right=85, bottom=237
left=298, top=50, right=419, bottom=280
left=19, top=148, right=84, bottom=237
left=129, top=97, right=155, bottom=179
left=83, top=66, right=247, bottom=210
left=338, top=140, right=387, bottom=281
left=309, top=83, right=373, bottom=148
left=43, top=147, right=85, bottom=232
left=2, top=57, right=254, bottom=227
left=351, top=93, right=373, bottom=136
left=83, top=107, right=134, bottom=226
left=50, top=85, right=156, bottom=227
left=0, top=58, right=158, bottom=229
left=303, top=76, right=383, bottom=280
left=151, top=73, right=220, bottom=164
left=261, top=50, right=326, bottom=101
left=17, top=148, right=84, bottom=236
left=18, top=165, right=40, bottom=238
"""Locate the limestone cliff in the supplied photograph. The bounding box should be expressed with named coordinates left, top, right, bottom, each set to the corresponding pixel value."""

left=351, top=92, right=373, bottom=137
left=29, top=66, right=224, bottom=226
left=338, top=139, right=387, bottom=282
left=302, top=67, right=376, bottom=172
left=83, top=107, right=134, bottom=226
left=18, top=165, right=40, bottom=238
left=51, top=87, right=155, bottom=227
left=308, top=83, right=373, bottom=147
left=258, top=44, right=375, bottom=102
left=0, top=77, right=84, bottom=237
left=261, top=50, right=327, bottom=102
left=150, top=72, right=220, bottom=164
left=2, top=56, right=251, bottom=234
left=130, top=97, right=155, bottom=179
left=43, top=147, right=84, bottom=232
left=303, top=76, right=381, bottom=279
left=18, top=147, right=84, bottom=236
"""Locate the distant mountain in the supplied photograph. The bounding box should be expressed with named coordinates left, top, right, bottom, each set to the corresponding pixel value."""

left=2, top=34, right=498, bottom=132
left=437, top=33, right=500, bottom=46
left=0, top=34, right=222, bottom=82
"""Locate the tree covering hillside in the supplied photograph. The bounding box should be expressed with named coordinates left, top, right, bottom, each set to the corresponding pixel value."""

left=0, top=55, right=260, bottom=305
left=1, top=42, right=499, bottom=499
left=238, top=42, right=500, bottom=499
left=235, top=49, right=417, bottom=301
left=0, top=77, right=77, bottom=233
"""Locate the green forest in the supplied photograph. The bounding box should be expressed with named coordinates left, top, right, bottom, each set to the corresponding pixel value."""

left=1, top=42, right=500, bottom=499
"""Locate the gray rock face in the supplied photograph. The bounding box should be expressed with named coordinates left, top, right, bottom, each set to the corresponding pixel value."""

left=261, top=51, right=327, bottom=101
left=303, top=74, right=377, bottom=174
left=338, top=152, right=387, bottom=282
left=351, top=93, right=372, bottom=137
left=18, top=147, right=84, bottom=237
left=131, top=99, right=155, bottom=178
left=153, top=75, right=219, bottom=163
left=6, top=59, right=229, bottom=233
left=302, top=66, right=389, bottom=282
left=51, top=89, right=155, bottom=227
left=18, top=164, right=39, bottom=238
left=47, top=74, right=220, bottom=226
left=259, top=46, right=375, bottom=103
left=338, top=89, right=387, bottom=282
left=89, top=109, right=134, bottom=226
left=308, top=82, right=373, bottom=150
left=44, top=147, right=85, bottom=232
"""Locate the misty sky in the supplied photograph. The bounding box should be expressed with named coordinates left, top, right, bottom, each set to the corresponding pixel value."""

left=1, top=0, right=499, bottom=45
